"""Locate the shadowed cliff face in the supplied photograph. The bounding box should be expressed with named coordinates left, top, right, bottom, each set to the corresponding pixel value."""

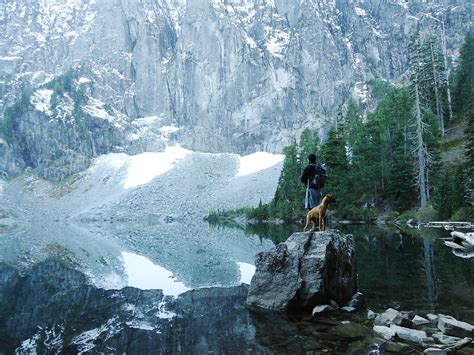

left=0, top=0, right=472, bottom=157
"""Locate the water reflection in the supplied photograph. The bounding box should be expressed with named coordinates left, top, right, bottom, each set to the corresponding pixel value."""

left=121, top=251, right=189, bottom=296
left=237, top=262, right=256, bottom=284
left=422, top=239, right=437, bottom=313
left=0, top=260, right=381, bottom=354
left=1, top=224, right=474, bottom=353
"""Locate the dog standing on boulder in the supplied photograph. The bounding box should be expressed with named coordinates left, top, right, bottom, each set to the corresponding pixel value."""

left=304, top=194, right=336, bottom=232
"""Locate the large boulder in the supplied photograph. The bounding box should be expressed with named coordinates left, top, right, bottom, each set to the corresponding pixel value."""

left=246, top=231, right=357, bottom=312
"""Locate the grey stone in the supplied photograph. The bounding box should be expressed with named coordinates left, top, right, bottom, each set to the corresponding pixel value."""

left=424, top=348, right=447, bottom=355
left=329, top=299, right=339, bottom=310
left=427, top=313, right=439, bottom=324
left=346, top=291, right=366, bottom=308
left=312, top=305, right=333, bottom=316
left=0, top=1, right=472, bottom=179
left=438, top=315, right=474, bottom=338
left=374, top=308, right=400, bottom=326
left=373, top=325, right=395, bottom=340
left=432, top=332, right=463, bottom=345
left=340, top=306, right=356, bottom=313
left=367, top=309, right=377, bottom=320
left=247, top=232, right=357, bottom=312
left=390, top=324, right=433, bottom=345
left=412, top=315, right=430, bottom=327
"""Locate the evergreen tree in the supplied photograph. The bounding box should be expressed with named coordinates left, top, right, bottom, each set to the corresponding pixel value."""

left=453, top=34, right=474, bottom=206
left=320, top=125, right=351, bottom=216
left=272, top=145, right=304, bottom=221
left=299, top=128, right=320, bottom=166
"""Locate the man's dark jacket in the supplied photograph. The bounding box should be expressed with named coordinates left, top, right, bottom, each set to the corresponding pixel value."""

left=301, top=163, right=324, bottom=188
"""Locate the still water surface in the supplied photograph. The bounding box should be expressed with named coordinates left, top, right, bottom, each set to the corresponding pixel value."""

left=0, top=224, right=473, bottom=353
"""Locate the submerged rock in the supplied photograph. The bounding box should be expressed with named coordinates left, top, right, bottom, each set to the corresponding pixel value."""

left=246, top=231, right=357, bottom=312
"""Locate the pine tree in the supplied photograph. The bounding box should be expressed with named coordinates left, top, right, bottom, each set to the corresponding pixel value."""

left=409, top=35, right=436, bottom=207
left=453, top=34, right=474, bottom=205
left=320, top=125, right=351, bottom=216
left=272, top=145, right=304, bottom=221
left=299, top=128, right=320, bottom=166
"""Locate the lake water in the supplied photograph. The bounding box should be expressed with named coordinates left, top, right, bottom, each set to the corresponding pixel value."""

left=1, top=223, right=473, bottom=353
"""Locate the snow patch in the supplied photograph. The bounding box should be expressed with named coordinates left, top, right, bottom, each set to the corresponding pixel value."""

left=133, top=115, right=160, bottom=126
left=237, top=262, right=255, bottom=284
left=122, top=252, right=190, bottom=296
left=124, top=146, right=190, bottom=188
left=237, top=152, right=284, bottom=177
left=125, top=320, right=156, bottom=331
left=159, top=125, right=180, bottom=144
left=83, top=98, right=127, bottom=128
left=31, top=89, right=53, bottom=115
left=78, top=77, right=91, bottom=84
left=355, top=7, right=367, bottom=17
left=265, top=29, right=289, bottom=58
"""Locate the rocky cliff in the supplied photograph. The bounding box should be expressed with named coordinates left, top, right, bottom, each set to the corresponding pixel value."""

left=0, top=0, right=472, bottom=178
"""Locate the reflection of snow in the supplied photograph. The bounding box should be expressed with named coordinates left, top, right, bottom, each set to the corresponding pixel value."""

left=124, top=146, right=190, bottom=188
left=122, top=252, right=189, bottom=296
left=237, top=152, right=284, bottom=177
left=237, top=262, right=256, bottom=284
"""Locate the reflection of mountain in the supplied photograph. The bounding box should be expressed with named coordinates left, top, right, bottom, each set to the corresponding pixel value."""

left=0, top=150, right=279, bottom=289
left=0, top=260, right=388, bottom=353
left=0, top=260, right=264, bottom=354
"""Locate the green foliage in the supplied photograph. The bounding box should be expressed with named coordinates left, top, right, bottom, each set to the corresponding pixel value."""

left=414, top=204, right=438, bottom=222
left=0, top=89, right=33, bottom=141
left=453, top=34, right=474, bottom=119
left=104, top=103, right=114, bottom=115
left=368, top=78, right=392, bottom=100
left=272, top=145, right=305, bottom=221
left=207, top=36, right=472, bottom=223
left=453, top=34, right=474, bottom=205
left=44, top=69, right=85, bottom=120
left=450, top=205, right=474, bottom=222
left=44, top=69, right=77, bottom=96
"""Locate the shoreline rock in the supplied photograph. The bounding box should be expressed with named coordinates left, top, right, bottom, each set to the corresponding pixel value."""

left=246, top=231, right=357, bottom=312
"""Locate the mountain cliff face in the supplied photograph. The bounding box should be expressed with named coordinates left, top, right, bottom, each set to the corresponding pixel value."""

left=0, top=0, right=472, bottom=179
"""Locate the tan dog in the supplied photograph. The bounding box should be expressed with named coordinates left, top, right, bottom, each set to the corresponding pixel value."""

left=304, top=194, right=336, bottom=232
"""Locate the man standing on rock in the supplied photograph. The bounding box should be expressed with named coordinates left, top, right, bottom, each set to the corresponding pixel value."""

left=301, top=153, right=326, bottom=211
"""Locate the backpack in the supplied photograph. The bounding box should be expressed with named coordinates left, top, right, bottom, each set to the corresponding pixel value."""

left=309, top=164, right=327, bottom=189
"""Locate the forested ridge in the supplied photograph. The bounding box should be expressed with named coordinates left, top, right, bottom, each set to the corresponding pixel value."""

left=210, top=34, right=474, bottom=223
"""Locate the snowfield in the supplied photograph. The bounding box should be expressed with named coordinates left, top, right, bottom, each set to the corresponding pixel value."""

left=0, top=147, right=283, bottom=291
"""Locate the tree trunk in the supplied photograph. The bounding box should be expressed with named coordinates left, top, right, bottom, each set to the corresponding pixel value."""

left=441, top=18, right=453, bottom=122
left=415, top=81, right=428, bottom=207
left=430, top=41, right=444, bottom=136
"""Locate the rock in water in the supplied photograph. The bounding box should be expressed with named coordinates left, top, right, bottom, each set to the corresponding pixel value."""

left=246, top=231, right=357, bottom=312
